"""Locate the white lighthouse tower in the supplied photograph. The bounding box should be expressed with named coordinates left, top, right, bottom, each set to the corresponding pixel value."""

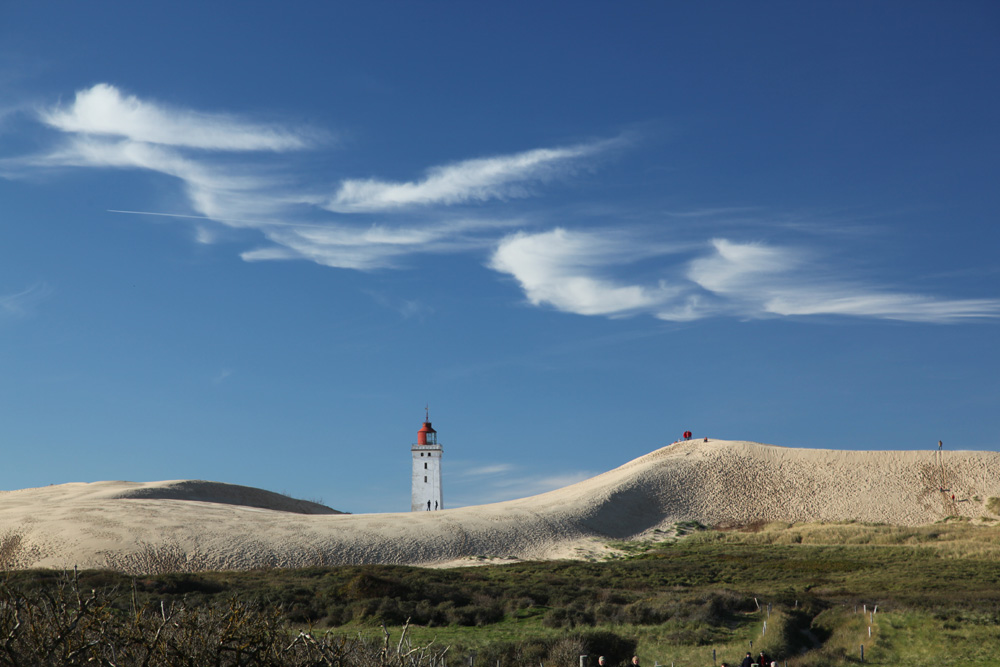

left=411, top=409, right=443, bottom=512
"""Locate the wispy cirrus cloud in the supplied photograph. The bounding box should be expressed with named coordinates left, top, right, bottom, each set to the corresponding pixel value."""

left=242, top=215, right=521, bottom=270
left=326, top=141, right=615, bottom=213
left=212, top=369, right=233, bottom=385
left=448, top=460, right=596, bottom=506
left=27, top=135, right=255, bottom=190
left=3, top=84, right=615, bottom=272
left=489, top=230, right=1000, bottom=324
left=363, top=290, right=428, bottom=320
left=453, top=471, right=597, bottom=506
left=40, top=83, right=313, bottom=151
left=457, top=463, right=517, bottom=477
left=7, top=85, right=303, bottom=226
left=0, top=283, right=52, bottom=319
left=489, top=228, right=680, bottom=317
left=4, top=84, right=996, bottom=326
left=685, top=239, right=1000, bottom=323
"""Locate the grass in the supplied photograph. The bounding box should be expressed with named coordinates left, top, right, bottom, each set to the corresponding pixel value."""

left=323, top=522, right=1000, bottom=665
left=871, top=609, right=1000, bottom=666
left=9, top=521, right=1000, bottom=664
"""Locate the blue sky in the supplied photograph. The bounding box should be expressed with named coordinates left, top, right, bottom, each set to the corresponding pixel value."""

left=1, top=2, right=998, bottom=512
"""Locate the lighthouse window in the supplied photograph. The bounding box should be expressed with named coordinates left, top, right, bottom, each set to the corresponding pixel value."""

left=424, top=462, right=427, bottom=469
left=424, top=476, right=427, bottom=483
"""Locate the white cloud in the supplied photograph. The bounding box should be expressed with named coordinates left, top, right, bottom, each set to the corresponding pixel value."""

left=0, top=283, right=51, bottom=318
left=458, top=464, right=517, bottom=477
left=363, top=290, right=427, bottom=319
left=35, top=136, right=234, bottom=185
left=40, top=84, right=310, bottom=151
left=764, top=292, right=1000, bottom=322
left=492, top=471, right=596, bottom=494
left=326, top=141, right=611, bottom=213
left=684, top=239, right=1000, bottom=323
left=244, top=217, right=510, bottom=270
left=23, top=134, right=287, bottom=226
left=7, top=84, right=571, bottom=273
left=490, top=228, right=680, bottom=316
left=686, top=238, right=795, bottom=295
left=212, top=369, right=233, bottom=384
left=5, top=84, right=997, bottom=326
left=448, top=464, right=597, bottom=506
left=489, top=231, right=1000, bottom=324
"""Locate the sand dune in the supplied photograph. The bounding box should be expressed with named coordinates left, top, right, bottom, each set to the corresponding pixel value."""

left=1, top=440, right=996, bottom=572
left=102, top=480, right=341, bottom=515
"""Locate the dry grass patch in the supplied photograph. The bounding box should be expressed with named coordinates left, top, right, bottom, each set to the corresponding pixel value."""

left=691, top=521, right=1000, bottom=558
left=0, top=527, right=42, bottom=569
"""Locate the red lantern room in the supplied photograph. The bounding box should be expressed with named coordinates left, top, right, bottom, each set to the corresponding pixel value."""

left=418, top=421, right=437, bottom=445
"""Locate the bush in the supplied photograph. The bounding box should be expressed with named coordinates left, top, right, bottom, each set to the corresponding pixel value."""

left=475, top=638, right=550, bottom=667
left=344, top=571, right=411, bottom=600
left=690, top=591, right=749, bottom=625
left=0, top=573, right=449, bottom=667
left=445, top=604, right=479, bottom=626
left=577, top=629, right=637, bottom=666
left=547, top=637, right=588, bottom=667
left=543, top=602, right=595, bottom=629
left=622, top=600, right=672, bottom=625
left=593, top=602, right=626, bottom=624
left=0, top=528, right=41, bottom=569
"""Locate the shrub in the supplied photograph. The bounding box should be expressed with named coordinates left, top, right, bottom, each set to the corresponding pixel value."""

left=344, top=571, right=411, bottom=600
left=547, top=637, right=588, bottom=667
left=103, top=541, right=219, bottom=575
left=445, top=604, right=481, bottom=626
left=577, top=629, right=637, bottom=666
left=622, top=600, right=672, bottom=625
left=0, top=572, right=451, bottom=667
left=0, top=528, right=41, bottom=569
left=475, top=638, right=550, bottom=667
left=593, top=602, right=626, bottom=624
left=1, top=575, right=296, bottom=665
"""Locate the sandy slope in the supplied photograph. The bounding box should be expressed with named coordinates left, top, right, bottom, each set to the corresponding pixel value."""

left=0, top=440, right=996, bottom=572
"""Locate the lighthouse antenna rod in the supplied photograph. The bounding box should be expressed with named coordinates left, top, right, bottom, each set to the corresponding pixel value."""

left=425, top=404, right=429, bottom=422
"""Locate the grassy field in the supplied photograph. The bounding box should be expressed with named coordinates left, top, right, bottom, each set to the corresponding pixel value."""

left=6, top=521, right=1000, bottom=665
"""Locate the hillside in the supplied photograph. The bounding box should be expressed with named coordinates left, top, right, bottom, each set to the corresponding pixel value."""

left=1, top=439, right=996, bottom=572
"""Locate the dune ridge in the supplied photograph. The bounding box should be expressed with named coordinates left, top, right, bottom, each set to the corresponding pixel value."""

left=104, top=480, right=341, bottom=515
left=1, top=439, right=996, bottom=572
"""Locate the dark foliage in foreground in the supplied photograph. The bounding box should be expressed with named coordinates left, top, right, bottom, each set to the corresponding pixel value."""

left=0, top=572, right=638, bottom=667
left=6, top=531, right=1000, bottom=665
left=0, top=571, right=443, bottom=667
left=8, top=538, right=995, bottom=632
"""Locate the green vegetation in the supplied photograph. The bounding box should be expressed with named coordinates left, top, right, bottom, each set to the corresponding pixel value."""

left=6, top=521, right=1000, bottom=665
left=0, top=570, right=444, bottom=667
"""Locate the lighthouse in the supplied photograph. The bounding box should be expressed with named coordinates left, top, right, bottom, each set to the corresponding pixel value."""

left=411, top=411, right=444, bottom=512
